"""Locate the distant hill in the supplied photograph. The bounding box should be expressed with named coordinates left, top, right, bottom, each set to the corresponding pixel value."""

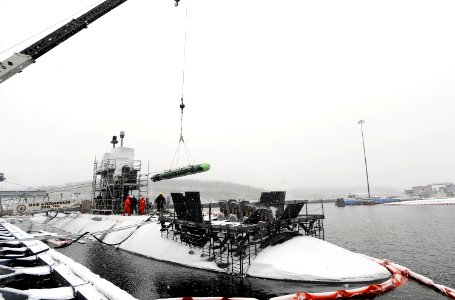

left=148, top=180, right=264, bottom=203
left=38, top=180, right=402, bottom=202
left=286, top=186, right=403, bottom=200
left=38, top=179, right=265, bottom=203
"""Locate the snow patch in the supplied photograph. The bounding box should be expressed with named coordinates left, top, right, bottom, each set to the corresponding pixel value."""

left=248, top=236, right=390, bottom=282
left=386, top=197, right=455, bottom=206
left=32, top=214, right=390, bottom=283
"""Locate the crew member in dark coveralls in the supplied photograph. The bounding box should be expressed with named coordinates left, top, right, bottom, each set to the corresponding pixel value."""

left=155, top=193, right=165, bottom=217
left=131, top=196, right=138, bottom=215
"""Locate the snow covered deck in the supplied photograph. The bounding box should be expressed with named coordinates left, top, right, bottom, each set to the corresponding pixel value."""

left=31, top=213, right=390, bottom=283
left=0, top=219, right=136, bottom=300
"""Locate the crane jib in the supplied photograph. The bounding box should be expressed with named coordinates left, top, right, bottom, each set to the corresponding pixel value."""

left=0, top=0, right=128, bottom=84
left=22, top=0, right=127, bottom=60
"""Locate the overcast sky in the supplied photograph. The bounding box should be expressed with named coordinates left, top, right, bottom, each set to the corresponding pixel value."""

left=1, top=0, right=454, bottom=193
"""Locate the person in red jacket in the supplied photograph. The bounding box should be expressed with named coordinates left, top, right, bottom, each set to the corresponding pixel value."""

left=123, top=195, right=131, bottom=216
left=138, top=196, right=146, bottom=215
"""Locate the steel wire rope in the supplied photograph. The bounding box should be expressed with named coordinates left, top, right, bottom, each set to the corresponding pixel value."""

left=0, top=247, right=51, bottom=259
left=45, top=211, right=60, bottom=221
left=18, top=217, right=154, bottom=249
left=177, top=5, right=189, bottom=146
left=167, top=5, right=188, bottom=182
left=181, top=5, right=200, bottom=192
left=43, top=212, right=74, bottom=229
left=89, top=221, right=150, bottom=236
left=90, top=228, right=136, bottom=246
left=181, top=6, right=188, bottom=99
left=169, top=140, right=182, bottom=171
left=6, top=220, right=152, bottom=243
left=51, top=231, right=91, bottom=249
left=3, top=181, right=41, bottom=192
left=160, top=3, right=198, bottom=196
left=45, top=185, right=91, bottom=192
left=182, top=139, right=197, bottom=190
left=179, top=4, right=195, bottom=169
left=63, top=216, right=152, bottom=248
left=0, top=0, right=105, bottom=57
left=172, top=141, right=183, bottom=193
left=43, top=183, right=92, bottom=193
left=183, top=140, right=195, bottom=165
left=4, top=181, right=92, bottom=194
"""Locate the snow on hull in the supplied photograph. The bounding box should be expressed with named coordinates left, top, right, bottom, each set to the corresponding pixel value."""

left=247, top=236, right=390, bottom=282
left=32, top=214, right=390, bottom=283
left=385, top=197, right=455, bottom=206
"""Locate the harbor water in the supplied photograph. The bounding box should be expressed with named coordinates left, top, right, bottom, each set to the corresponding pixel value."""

left=23, top=204, right=455, bottom=299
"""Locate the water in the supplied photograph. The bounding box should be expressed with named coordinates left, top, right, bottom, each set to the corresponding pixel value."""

left=27, top=204, right=455, bottom=299
left=324, top=204, right=455, bottom=288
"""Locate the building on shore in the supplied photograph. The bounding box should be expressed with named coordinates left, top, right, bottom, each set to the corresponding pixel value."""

left=405, top=182, right=454, bottom=198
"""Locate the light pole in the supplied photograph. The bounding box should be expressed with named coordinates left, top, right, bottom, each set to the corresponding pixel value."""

left=358, top=120, right=371, bottom=198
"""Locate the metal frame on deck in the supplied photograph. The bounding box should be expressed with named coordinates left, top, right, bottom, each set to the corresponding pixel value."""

left=91, top=158, right=148, bottom=214
left=159, top=200, right=325, bottom=276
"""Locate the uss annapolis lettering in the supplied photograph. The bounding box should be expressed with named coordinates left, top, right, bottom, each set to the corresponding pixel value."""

left=14, top=200, right=76, bottom=215
left=27, top=201, right=71, bottom=209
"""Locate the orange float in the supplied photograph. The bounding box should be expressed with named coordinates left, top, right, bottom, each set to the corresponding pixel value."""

left=271, top=256, right=455, bottom=300
left=158, top=256, right=455, bottom=300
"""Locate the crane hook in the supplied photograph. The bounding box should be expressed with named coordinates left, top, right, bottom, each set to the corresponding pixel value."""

left=180, top=97, right=185, bottom=111
left=174, top=0, right=180, bottom=6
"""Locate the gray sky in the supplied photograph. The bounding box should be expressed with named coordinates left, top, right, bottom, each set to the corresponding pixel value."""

left=1, top=0, right=454, bottom=192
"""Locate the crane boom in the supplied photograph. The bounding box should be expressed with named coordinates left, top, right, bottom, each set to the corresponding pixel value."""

left=0, top=0, right=127, bottom=85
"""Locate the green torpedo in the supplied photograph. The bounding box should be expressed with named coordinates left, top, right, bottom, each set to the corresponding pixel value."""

left=151, top=163, right=211, bottom=182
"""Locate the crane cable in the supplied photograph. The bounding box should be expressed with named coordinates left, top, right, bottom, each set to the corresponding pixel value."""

left=181, top=6, right=188, bottom=102
left=178, top=5, right=189, bottom=148
left=170, top=4, right=193, bottom=169
left=169, top=97, right=192, bottom=172
left=168, top=5, right=196, bottom=192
